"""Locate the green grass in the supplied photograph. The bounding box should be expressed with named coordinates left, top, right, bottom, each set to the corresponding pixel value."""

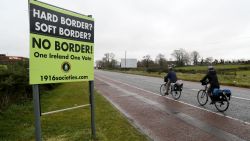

left=0, top=82, right=147, bottom=141
left=116, top=69, right=250, bottom=88
left=176, top=64, right=250, bottom=71
left=0, top=64, right=7, bottom=70
left=236, top=70, right=250, bottom=76
left=174, top=64, right=250, bottom=87
left=176, top=72, right=250, bottom=87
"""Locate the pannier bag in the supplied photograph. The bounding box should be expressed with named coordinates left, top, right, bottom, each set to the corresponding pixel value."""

left=212, top=88, right=223, bottom=96
left=173, top=83, right=183, bottom=91
left=223, top=89, right=231, bottom=97
left=213, top=88, right=231, bottom=100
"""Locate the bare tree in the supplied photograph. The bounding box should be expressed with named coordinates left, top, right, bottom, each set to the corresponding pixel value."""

left=102, top=53, right=116, bottom=68
left=205, top=57, right=213, bottom=65
left=171, top=48, right=190, bottom=66
left=183, top=53, right=190, bottom=65
left=95, top=60, right=104, bottom=69
left=219, top=59, right=225, bottom=64
left=213, top=59, right=219, bottom=65
left=155, top=53, right=168, bottom=69
left=103, top=53, right=115, bottom=63
left=142, top=55, right=153, bottom=69
left=190, top=51, right=200, bottom=65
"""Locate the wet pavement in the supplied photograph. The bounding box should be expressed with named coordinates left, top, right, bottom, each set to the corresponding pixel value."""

left=95, top=70, right=250, bottom=141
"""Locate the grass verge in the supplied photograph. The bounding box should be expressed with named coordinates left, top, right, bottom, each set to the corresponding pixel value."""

left=0, top=82, right=147, bottom=141
left=114, top=70, right=250, bottom=88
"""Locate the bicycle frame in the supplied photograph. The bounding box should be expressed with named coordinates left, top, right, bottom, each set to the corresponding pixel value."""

left=202, top=84, right=209, bottom=92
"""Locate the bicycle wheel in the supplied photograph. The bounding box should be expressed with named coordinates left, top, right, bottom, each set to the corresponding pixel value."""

left=197, top=90, right=208, bottom=106
left=215, top=94, right=229, bottom=112
left=172, top=91, right=181, bottom=100
left=160, top=84, right=167, bottom=96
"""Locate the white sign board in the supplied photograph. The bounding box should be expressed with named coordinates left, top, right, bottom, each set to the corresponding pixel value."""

left=121, top=58, right=137, bottom=68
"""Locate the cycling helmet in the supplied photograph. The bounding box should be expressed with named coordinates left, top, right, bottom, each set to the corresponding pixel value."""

left=208, top=66, right=214, bottom=71
left=168, top=66, right=173, bottom=71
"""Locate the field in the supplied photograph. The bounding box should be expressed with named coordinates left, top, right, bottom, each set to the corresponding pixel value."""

left=176, top=64, right=250, bottom=71
left=116, top=64, right=250, bottom=88
left=0, top=82, right=147, bottom=141
left=236, top=70, right=250, bottom=76
left=176, top=65, right=250, bottom=87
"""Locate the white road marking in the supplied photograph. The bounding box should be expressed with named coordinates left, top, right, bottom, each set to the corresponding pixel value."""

left=191, top=88, right=200, bottom=91
left=231, top=96, right=250, bottom=101
left=96, top=75, right=250, bottom=125
left=189, top=88, right=250, bottom=101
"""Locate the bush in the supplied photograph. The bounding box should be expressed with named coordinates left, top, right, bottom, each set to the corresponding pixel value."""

left=0, top=61, right=31, bottom=110
left=146, top=67, right=163, bottom=73
left=0, top=61, right=61, bottom=110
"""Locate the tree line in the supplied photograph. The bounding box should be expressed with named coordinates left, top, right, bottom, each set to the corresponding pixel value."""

left=96, top=48, right=250, bottom=70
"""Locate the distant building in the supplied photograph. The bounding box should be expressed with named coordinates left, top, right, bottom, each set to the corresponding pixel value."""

left=121, top=58, right=137, bottom=68
left=0, top=54, right=28, bottom=64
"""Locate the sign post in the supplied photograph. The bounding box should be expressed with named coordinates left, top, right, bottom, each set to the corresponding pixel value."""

left=89, top=81, right=96, bottom=137
left=28, top=0, right=95, bottom=140
left=33, top=85, right=41, bottom=141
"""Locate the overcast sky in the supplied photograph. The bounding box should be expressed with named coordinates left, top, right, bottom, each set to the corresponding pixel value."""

left=0, top=0, right=250, bottom=62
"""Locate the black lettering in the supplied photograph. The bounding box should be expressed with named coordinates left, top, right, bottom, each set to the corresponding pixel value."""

left=55, top=41, right=60, bottom=50
left=42, top=39, right=51, bottom=49
left=85, top=45, right=90, bottom=53
left=69, top=43, right=75, bottom=52
left=32, top=37, right=41, bottom=49
left=34, top=52, right=40, bottom=57
left=75, top=44, right=80, bottom=52
left=61, top=42, right=68, bottom=51
left=90, top=46, right=93, bottom=54
left=32, top=38, right=50, bottom=50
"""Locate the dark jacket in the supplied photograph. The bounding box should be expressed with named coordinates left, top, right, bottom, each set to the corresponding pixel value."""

left=165, top=70, right=177, bottom=83
left=201, top=69, right=220, bottom=89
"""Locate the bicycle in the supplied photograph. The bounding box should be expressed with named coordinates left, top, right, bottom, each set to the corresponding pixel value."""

left=160, top=81, right=183, bottom=100
left=197, top=81, right=231, bottom=112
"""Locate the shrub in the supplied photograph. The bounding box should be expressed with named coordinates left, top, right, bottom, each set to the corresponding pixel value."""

left=0, top=61, right=31, bottom=110
left=0, top=61, right=61, bottom=110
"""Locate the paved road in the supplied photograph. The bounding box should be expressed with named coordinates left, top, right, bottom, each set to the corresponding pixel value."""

left=95, top=70, right=250, bottom=141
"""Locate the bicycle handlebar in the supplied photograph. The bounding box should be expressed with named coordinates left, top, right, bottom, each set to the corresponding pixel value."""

left=200, top=80, right=209, bottom=86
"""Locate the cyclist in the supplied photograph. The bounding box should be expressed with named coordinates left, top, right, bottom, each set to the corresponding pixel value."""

left=164, top=67, right=177, bottom=95
left=200, top=66, right=220, bottom=104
